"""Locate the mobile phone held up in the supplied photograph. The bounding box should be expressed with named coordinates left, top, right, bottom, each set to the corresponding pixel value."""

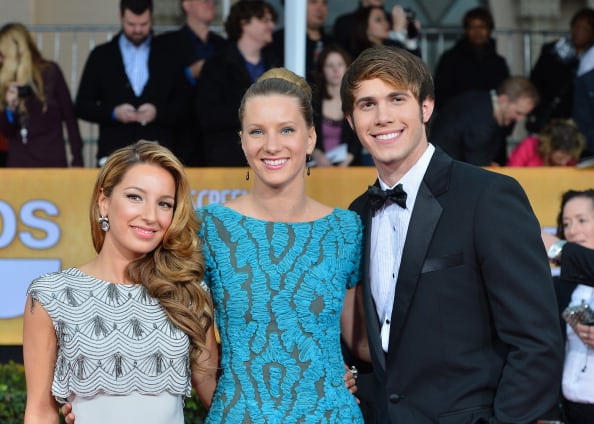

left=17, top=84, right=32, bottom=98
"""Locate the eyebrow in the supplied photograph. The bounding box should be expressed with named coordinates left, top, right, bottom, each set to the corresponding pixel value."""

left=246, top=120, right=298, bottom=127
left=355, top=91, right=405, bottom=103
left=124, top=186, right=175, bottom=201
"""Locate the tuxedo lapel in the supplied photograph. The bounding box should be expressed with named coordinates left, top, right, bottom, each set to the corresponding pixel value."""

left=388, top=150, right=451, bottom=351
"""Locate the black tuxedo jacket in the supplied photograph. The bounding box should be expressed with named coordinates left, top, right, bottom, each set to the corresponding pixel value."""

left=350, top=148, right=563, bottom=424
left=75, top=34, right=191, bottom=163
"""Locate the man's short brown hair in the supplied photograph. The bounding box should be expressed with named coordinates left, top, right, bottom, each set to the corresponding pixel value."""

left=340, top=46, right=434, bottom=117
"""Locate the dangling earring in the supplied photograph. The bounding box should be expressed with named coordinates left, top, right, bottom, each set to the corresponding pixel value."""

left=245, top=169, right=250, bottom=181
left=306, top=154, right=312, bottom=176
left=98, top=215, right=110, bottom=232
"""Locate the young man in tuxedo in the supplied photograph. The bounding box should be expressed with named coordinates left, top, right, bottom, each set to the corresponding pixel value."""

left=341, top=45, right=564, bottom=424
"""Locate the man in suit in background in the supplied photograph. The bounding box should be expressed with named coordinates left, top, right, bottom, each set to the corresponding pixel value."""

left=341, top=45, right=564, bottom=423
left=157, top=0, right=227, bottom=165
left=430, top=76, right=539, bottom=167
left=76, top=0, right=190, bottom=166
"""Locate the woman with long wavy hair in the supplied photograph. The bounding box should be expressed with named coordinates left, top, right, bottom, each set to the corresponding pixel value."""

left=0, top=22, right=83, bottom=167
left=23, top=141, right=218, bottom=423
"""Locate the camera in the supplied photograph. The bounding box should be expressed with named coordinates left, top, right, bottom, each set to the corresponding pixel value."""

left=403, top=7, right=419, bottom=39
left=403, top=7, right=416, bottom=21
left=17, top=84, right=32, bottom=98
left=563, top=303, right=594, bottom=325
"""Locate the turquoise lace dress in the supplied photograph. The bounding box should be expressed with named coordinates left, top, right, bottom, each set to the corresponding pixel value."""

left=198, top=204, right=363, bottom=423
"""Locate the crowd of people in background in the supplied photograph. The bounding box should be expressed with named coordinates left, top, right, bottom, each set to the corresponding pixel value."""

left=2, top=0, right=594, bottom=168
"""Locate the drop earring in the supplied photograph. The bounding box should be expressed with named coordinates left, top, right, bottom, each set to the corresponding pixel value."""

left=98, top=215, right=110, bottom=232
left=245, top=169, right=250, bottom=181
left=306, top=154, right=312, bottom=176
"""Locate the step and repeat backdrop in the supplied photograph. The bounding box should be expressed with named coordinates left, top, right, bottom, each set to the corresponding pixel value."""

left=2, top=166, right=593, bottom=344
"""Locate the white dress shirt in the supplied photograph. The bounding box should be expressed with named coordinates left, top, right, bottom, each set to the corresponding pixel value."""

left=562, top=284, right=594, bottom=403
left=119, top=34, right=150, bottom=97
left=370, top=143, right=435, bottom=352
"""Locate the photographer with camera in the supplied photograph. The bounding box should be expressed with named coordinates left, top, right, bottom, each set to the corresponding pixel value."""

left=333, top=1, right=420, bottom=59
left=0, top=23, right=83, bottom=167
left=542, top=189, right=594, bottom=424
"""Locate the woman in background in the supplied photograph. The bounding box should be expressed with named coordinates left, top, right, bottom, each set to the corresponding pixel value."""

left=0, top=22, right=83, bottom=167
left=543, top=189, right=594, bottom=424
left=312, top=44, right=359, bottom=167
left=507, top=118, right=585, bottom=166
left=349, top=6, right=420, bottom=60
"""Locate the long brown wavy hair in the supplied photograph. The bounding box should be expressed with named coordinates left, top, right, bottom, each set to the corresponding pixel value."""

left=90, top=140, right=214, bottom=371
left=0, top=22, right=48, bottom=113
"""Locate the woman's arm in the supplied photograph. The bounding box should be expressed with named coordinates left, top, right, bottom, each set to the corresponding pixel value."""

left=341, top=285, right=370, bottom=363
left=23, top=294, right=59, bottom=424
left=191, top=325, right=219, bottom=411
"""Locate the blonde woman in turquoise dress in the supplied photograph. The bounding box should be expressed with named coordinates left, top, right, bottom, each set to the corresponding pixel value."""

left=198, top=68, right=369, bottom=423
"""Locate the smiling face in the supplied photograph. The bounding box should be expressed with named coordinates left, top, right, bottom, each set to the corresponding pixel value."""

left=241, top=94, right=316, bottom=189
left=562, top=196, right=594, bottom=249
left=347, top=78, right=433, bottom=184
left=98, top=163, right=175, bottom=260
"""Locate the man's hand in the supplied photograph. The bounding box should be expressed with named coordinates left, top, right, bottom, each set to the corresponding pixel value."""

left=344, top=363, right=359, bottom=403
left=61, top=402, right=75, bottom=424
left=391, top=6, right=407, bottom=33
left=137, top=103, right=157, bottom=126
left=114, top=103, right=138, bottom=123
left=189, top=59, right=206, bottom=79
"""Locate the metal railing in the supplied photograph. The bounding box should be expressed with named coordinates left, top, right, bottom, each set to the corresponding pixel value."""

left=25, top=25, right=568, bottom=166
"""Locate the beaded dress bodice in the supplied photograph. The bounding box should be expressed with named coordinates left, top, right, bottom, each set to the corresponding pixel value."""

left=28, top=267, right=191, bottom=402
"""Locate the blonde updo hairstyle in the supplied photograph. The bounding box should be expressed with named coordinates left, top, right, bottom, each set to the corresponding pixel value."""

left=238, top=67, right=315, bottom=129
left=89, top=140, right=214, bottom=371
left=0, top=22, right=48, bottom=113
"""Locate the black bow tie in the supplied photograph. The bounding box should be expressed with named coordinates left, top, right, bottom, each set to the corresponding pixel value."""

left=367, top=184, right=407, bottom=211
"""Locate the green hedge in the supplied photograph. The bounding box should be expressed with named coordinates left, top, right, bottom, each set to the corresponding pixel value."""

left=0, top=361, right=27, bottom=423
left=0, top=361, right=207, bottom=422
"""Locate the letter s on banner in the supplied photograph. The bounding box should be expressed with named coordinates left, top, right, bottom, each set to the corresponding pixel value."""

left=19, top=200, right=60, bottom=249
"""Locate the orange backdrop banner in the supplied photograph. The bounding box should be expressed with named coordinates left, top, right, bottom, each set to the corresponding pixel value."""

left=1, top=166, right=593, bottom=344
